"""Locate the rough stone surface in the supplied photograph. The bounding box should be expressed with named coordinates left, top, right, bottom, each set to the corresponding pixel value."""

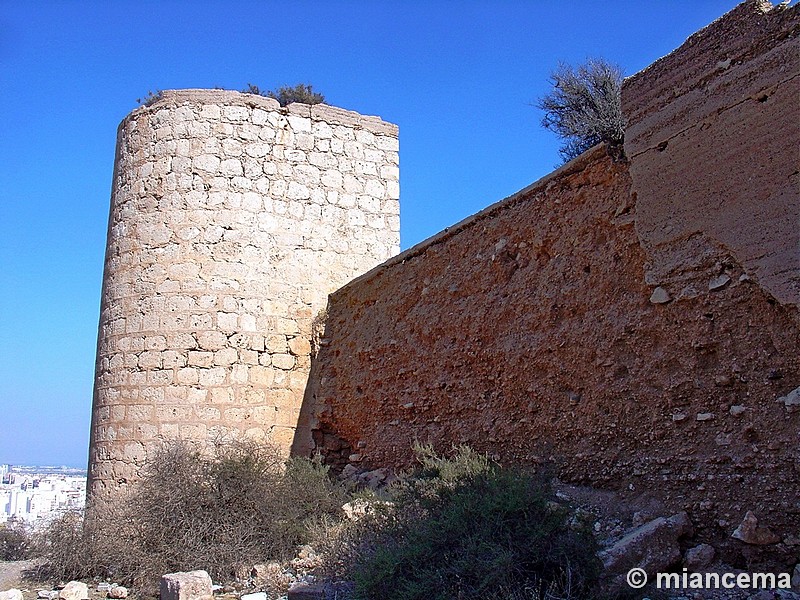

left=684, top=543, right=716, bottom=571
left=88, top=90, right=400, bottom=499
left=0, top=590, right=23, bottom=600
left=732, top=511, right=781, bottom=545
left=623, top=1, right=800, bottom=307
left=303, top=1, right=800, bottom=564
left=599, top=512, right=693, bottom=582
left=160, top=570, right=213, bottom=600
left=287, top=581, right=326, bottom=600
left=779, top=385, right=800, bottom=407
left=58, top=582, right=89, bottom=600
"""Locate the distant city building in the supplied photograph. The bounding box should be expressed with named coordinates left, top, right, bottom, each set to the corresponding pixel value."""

left=0, top=467, right=86, bottom=527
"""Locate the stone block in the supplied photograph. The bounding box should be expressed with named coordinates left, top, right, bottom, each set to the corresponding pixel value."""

left=160, top=570, right=213, bottom=600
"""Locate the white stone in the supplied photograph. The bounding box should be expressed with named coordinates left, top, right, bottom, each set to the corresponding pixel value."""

left=58, top=582, right=89, bottom=600
left=0, top=590, right=23, bottom=600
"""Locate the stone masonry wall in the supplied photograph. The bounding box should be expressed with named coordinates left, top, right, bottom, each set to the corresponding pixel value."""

left=301, top=1, right=799, bottom=563
left=88, top=90, right=399, bottom=500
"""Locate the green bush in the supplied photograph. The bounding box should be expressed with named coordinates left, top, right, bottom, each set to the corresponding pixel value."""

left=537, top=58, right=624, bottom=163
left=342, top=445, right=603, bottom=600
left=37, top=439, right=347, bottom=590
left=136, top=90, right=163, bottom=107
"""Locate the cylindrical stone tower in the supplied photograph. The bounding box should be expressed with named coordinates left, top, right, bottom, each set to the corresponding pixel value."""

left=88, top=89, right=399, bottom=500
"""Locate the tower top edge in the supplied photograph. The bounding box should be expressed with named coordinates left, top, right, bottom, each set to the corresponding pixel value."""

left=121, top=89, right=398, bottom=137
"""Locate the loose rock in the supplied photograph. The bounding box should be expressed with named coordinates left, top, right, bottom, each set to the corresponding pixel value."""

left=731, top=511, right=780, bottom=545
left=709, top=274, right=731, bottom=290
left=684, top=543, right=715, bottom=570
left=599, top=512, right=693, bottom=587
left=108, top=586, right=128, bottom=599
left=160, top=570, right=213, bottom=600
left=58, top=582, right=89, bottom=600
left=778, top=386, right=800, bottom=408
left=649, top=286, right=671, bottom=304
left=287, top=581, right=326, bottom=600
left=0, top=590, right=23, bottom=600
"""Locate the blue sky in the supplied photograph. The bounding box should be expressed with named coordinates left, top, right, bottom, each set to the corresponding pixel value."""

left=0, top=0, right=743, bottom=468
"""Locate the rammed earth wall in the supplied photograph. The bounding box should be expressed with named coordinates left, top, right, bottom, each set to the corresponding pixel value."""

left=88, top=90, right=399, bottom=500
left=301, top=1, right=799, bottom=560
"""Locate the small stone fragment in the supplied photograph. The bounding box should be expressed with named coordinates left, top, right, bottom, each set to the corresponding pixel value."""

left=649, top=286, right=671, bottom=304
left=731, top=511, right=780, bottom=545
left=672, top=412, right=687, bottom=422
left=729, top=405, right=746, bottom=416
left=58, top=582, right=89, bottom=600
left=778, top=386, right=800, bottom=407
left=708, top=274, right=731, bottom=291
left=714, top=433, right=731, bottom=446
left=240, top=593, right=267, bottom=600
left=714, top=374, right=732, bottom=387
left=696, top=412, right=714, bottom=421
left=684, top=543, right=715, bottom=571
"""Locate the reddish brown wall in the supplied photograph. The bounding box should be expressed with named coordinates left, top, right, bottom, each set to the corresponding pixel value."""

left=294, top=0, right=800, bottom=559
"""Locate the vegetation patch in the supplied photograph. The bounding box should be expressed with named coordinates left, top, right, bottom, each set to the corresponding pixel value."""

left=329, top=445, right=604, bottom=600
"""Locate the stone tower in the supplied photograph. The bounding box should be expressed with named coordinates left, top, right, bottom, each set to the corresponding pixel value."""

left=88, top=90, right=399, bottom=500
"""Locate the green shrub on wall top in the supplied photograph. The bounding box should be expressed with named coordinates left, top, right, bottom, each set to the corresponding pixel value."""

left=244, top=82, right=325, bottom=106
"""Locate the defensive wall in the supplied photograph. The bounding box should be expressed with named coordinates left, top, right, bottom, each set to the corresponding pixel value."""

left=299, top=0, right=799, bottom=562
left=88, top=90, right=400, bottom=500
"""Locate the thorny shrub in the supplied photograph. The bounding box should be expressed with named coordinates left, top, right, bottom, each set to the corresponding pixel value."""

left=0, top=519, right=33, bottom=561
left=36, top=439, right=347, bottom=591
left=537, top=58, right=625, bottom=163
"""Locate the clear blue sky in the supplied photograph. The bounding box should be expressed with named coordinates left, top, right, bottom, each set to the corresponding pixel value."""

left=0, top=0, right=744, bottom=468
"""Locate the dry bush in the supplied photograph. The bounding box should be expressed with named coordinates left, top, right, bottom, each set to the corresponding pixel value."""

left=537, top=58, right=624, bottom=162
left=37, top=439, right=348, bottom=591
left=0, top=519, right=33, bottom=561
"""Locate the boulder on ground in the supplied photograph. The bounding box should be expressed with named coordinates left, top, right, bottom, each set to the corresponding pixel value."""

left=599, top=512, right=693, bottom=586
left=58, top=582, right=89, bottom=600
left=287, top=581, right=326, bottom=600
left=0, top=589, right=24, bottom=600
left=160, top=570, right=213, bottom=600
left=684, top=543, right=715, bottom=571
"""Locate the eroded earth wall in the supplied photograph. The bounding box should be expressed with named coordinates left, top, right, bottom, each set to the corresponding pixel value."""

left=301, top=1, right=800, bottom=559
left=89, top=90, right=399, bottom=500
left=623, top=0, right=799, bottom=307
